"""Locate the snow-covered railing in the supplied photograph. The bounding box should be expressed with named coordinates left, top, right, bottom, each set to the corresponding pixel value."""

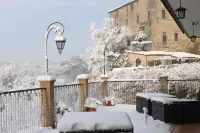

left=108, top=79, right=162, bottom=104
left=88, top=81, right=102, bottom=101
left=54, top=84, right=82, bottom=112
left=168, top=79, right=200, bottom=100
left=0, top=88, right=46, bottom=133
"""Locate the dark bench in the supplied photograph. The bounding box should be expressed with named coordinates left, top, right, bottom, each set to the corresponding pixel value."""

left=57, top=112, right=134, bottom=133
left=136, top=93, right=175, bottom=116
left=151, top=97, right=200, bottom=124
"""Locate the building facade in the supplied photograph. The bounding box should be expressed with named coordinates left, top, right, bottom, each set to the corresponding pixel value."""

left=108, top=0, right=200, bottom=54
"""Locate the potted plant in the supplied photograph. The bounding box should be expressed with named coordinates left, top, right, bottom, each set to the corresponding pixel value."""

left=104, top=96, right=116, bottom=106
left=84, top=97, right=102, bottom=112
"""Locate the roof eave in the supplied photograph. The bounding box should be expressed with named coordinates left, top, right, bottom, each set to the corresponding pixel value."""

left=160, top=0, right=190, bottom=38
left=108, top=0, right=136, bottom=13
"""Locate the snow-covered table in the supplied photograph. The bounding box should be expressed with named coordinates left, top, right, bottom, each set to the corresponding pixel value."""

left=136, top=93, right=175, bottom=115
left=57, top=112, right=134, bottom=133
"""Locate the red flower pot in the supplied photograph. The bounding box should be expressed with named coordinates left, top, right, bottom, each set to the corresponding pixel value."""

left=87, top=107, right=96, bottom=112
left=104, top=101, right=114, bottom=106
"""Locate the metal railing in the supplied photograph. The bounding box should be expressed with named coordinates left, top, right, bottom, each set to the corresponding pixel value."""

left=0, top=88, right=46, bottom=133
left=108, top=79, right=162, bottom=104
left=54, top=84, right=82, bottom=112
left=168, top=79, right=200, bottom=100
left=88, top=81, right=102, bottom=101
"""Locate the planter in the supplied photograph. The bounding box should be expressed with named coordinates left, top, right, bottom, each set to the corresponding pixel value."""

left=87, top=107, right=96, bottom=112
left=104, top=101, right=114, bottom=106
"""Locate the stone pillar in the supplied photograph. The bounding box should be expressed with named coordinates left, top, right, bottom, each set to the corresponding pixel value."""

left=77, top=74, right=89, bottom=112
left=101, top=75, right=109, bottom=99
left=37, top=75, right=56, bottom=128
left=159, top=76, right=168, bottom=93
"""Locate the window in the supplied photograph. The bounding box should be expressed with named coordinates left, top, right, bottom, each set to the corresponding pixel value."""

left=162, top=10, right=166, bottom=19
left=148, top=11, right=150, bottom=20
left=126, top=6, right=128, bottom=16
left=116, top=10, right=118, bottom=18
left=130, top=3, right=133, bottom=11
left=116, top=23, right=118, bottom=27
left=139, top=25, right=145, bottom=31
left=126, top=19, right=128, bottom=26
left=137, top=15, right=139, bottom=23
left=174, top=33, right=178, bottom=41
left=162, top=32, right=168, bottom=47
left=136, top=59, right=141, bottom=67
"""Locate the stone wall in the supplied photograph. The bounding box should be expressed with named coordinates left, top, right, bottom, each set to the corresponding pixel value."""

left=109, top=0, right=200, bottom=54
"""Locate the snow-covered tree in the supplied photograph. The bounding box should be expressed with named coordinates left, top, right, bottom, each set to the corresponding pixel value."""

left=86, top=18, right=132, bottom=80
left=130, top=31, right=153, bottom=51
left=0, top=56, right=88, bottom=92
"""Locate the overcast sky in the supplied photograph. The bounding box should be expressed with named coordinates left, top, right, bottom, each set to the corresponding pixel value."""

left=0, top=0, right=129, bottom=63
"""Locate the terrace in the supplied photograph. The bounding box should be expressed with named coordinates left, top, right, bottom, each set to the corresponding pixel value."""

left=1, top=74, right=200, bottom=133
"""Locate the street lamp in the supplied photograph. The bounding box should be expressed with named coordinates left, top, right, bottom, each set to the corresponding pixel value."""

left=175, top=0, right=187, bottom=19
left=45, top=22, right=66, bottom=75
left=191, top=22, right=198, bottom=42
left=103, top=44, right=111, bottom=75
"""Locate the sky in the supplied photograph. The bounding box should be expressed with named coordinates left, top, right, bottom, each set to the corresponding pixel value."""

left=0, top=0, right=129, bottom=63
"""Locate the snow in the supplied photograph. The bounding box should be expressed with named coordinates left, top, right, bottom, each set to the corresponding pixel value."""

left=76, top=74, right=89, bottom=80
left=151, top=97, right=197, bottom=104
left=57, top=112, right=133, bottom=132
left=84, top=97, right=102, bottom=109
left=97, top=104, right=171, bottom=133
left=37, top=75, right=56, bottom=81
left=100, top=75, right=109, bottom=78
left=136, top=93, right=175, bottom=100
left=111, top=62, right=200, bottom=80
left=37, top=104, right=173, bottom=133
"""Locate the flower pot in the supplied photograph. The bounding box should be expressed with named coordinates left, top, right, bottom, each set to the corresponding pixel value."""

left=104, top=101, right=114, bottom=106
left=87, top=107, right=96, bottom=112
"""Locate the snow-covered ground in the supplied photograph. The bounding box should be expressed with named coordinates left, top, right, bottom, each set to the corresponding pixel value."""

left=37, top=104, right=171, bottom=133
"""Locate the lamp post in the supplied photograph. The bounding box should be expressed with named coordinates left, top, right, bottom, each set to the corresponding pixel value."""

left=45, top=22, right=66, bottom=75
left=191, top=22, right=198, bottom=42
left=103, top=44, right=111, bottom=75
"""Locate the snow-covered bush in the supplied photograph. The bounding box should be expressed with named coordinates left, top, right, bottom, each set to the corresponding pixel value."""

left=84, top=97, right=102, bottom=109
left=110, top=63, right=200, bottom=80
left=109, top=63, right=200, bottom=100
left=55, top=101, right=73, bottom=124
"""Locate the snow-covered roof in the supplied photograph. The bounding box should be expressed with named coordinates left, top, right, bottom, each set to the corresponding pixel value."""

left=136, top=93, right=175, bottom=100
left=108, top=0, right=136, bottom=13
left=151, top=97, right=197, bottom=104
left=127, top=51, right=200, bottom=58
left=57, top=112, right=133, bottom=132
left=154, top=56, right=176, bottom=60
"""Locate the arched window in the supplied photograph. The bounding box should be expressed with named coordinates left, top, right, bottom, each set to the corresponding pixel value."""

left=136, top=58, right=141, bottom=67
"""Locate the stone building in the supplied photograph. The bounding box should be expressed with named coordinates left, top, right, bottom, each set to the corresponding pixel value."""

left=108, top=0, right=200, bottom=54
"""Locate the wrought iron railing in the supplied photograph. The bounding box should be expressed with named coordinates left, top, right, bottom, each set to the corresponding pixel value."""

left=88, top=81, right=102, bottom=101
left=108, top=79, right=162, bottom=104
left=168, top=79, right=200, bottom=100
left=54, top=84, right=82, bottom=112
left=0, top=88, right=46, bottom=133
